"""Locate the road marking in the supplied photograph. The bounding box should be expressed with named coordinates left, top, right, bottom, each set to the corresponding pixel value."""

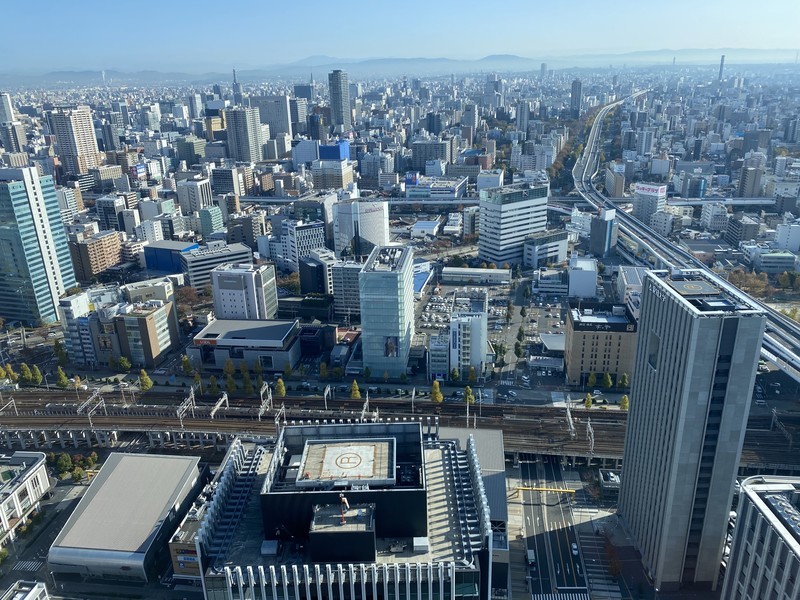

left=12, top=560, right=43, bottom=572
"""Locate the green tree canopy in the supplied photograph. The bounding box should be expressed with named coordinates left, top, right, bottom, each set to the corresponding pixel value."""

left=226, top=374, right=237, bottom=394
left=223, top=359, right=236, bottom=377
left=181, top=355, right=193, bottom=375
left=620, top=394, right=630, bottom=411
left=350, top=379, right=361, bottom=399
left=118, top=356, right=131, bottom=371
left=56, top=366, right=69, bottom=389
left=31, top=365, right=43, bottom=386
left=208, top=375, right=219, bottom=395
left=450, top=367, right=460, bottom=382
left=468, top=366, right=477, bottom=383
left=464, top=385, right=475, bottom=405
left=275, top=378, right=286, bottom=398
left=602, top=372, right=613, bottom=389
left=19, top=363, right=32, bottom=384
left=587, top=372, right=597, bottom=388
left=585, top=393, right=593, bottom=409
left=319, top=362, right=328, bottom=380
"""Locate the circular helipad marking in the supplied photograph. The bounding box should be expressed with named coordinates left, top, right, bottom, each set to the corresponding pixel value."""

left=335, top=452, right=363, bottom=469
left=682, top=283, right=704, bottom=291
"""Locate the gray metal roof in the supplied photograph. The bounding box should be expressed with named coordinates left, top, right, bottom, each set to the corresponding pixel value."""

left=194, top=319, right=297, bottom=343
left=52, top=454, right=199, bottom=554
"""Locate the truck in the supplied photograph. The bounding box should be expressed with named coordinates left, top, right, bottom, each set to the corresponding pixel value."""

left=527, top=549, right=536, bottom=566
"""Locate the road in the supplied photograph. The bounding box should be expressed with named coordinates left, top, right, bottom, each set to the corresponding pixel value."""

left=573, top=93, right=800, bottom=383
left=521, top=455, right=587, bottom=595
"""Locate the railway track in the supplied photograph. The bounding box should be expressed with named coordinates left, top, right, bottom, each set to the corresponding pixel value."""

left=2, top=391, right=798, bottom=469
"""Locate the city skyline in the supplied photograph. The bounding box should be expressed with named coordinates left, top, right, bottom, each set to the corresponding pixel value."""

left=1, top=0, right=799, bottom=73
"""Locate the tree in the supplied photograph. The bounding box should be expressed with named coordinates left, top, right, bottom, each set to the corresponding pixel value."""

left=507, top=300, right=515, bottom=319
left=226, top=374, right=237, bottom=394
left=601, top=372, right=613, bottom=390
left=193, top=371, right=202, bottom=394
left=71, top=467, right=86, bottom=483
left=240, top=362, right=253, bottom=394
left=464, top=385, right=475, bottom=405
left=181, top=354, right=193, bottom=376
left=450, top=367, right=460, bottom=382
left=364, top=366, right=372, bottom=381
left=73, top=375, right=82, bottom=391
left=431, top=381, right=443, bottom=403
left=383, top=370, right=389, bottom=383
left=19, top=363, right=32, bottom=384
left=223, top=359, right=236, bottom=378
left=468, top=366, right=477, bottom=383
left=55, top=366, right=69, bottom=389
left=4, top=363, right=17, bottom=383
left=175, top=285, right=200, bottom=306
left=139, top=369, right=153, bottom=391
left=283, top=362, right=293, bottom=380
left=618, top=373, right=630, bottom=388
left=275, top=377, right=286, bottom=398
left=332, top=367, right=343, bottom=380
left=587, top=372, right=597, bottom=388
left=208, top=375, right=219, bottom=395
left=350, top=380, right=361, bottom=400
left=54, top=339, right=67, bottom=366
left=585, top=393, right=593, bottom=409
left=517, top=327, right=525, bottom=342
left=31, top=365, right=43, bottom=386
left=520, top=306, right=527, bottom=318
left=0, top=364, right=5, bottom=380
left=514, top=342, right=523, bottom=359
left=252, top=360, right=262, bottom=378
left=620, top=394, right=630, bottom=411
left=319, top=362, right=328, bottom=380
left=118, top=356, right=131, bottom=371
left=56, top=452, right=73, bottom=474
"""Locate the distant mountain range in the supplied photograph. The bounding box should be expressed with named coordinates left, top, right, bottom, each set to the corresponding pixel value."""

left=0, top=48, right=796, bottom=87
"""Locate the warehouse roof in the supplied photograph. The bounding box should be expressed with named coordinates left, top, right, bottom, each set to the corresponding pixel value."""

left=52, top=454, right=199, bottom=554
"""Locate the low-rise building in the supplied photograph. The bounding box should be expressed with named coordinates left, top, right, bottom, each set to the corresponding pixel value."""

left=180, top=242, right=253, bottom=288
left=188, top=319, right=301, bottom=373
left=523, top=229, right=568, bottom=268
left=441, top=267, right=512, bottom=286
left=564, top=301, right=638, bottom=387
left=0, top=452, right=50, bottom=548
left=568, top=255, right=598, bottom=299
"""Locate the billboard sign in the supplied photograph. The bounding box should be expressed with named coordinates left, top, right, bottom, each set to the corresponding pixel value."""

left=634, top=183, right=667, bottom=196
left=384, top=336, right=399, bottom=357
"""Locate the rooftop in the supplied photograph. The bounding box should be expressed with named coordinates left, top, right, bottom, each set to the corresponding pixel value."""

left=52, top=454, right=199, bottom=554
left=0, top=452, right=45, bottom=499
left=193, top=319, right=298, bottom=345
left=649, top=269, right=764, bottom=315
left=742, top=476, right=800, bottom=553
left=479, top=181, right=548, bottom=204
left=362, top=246, right=411, bottom=273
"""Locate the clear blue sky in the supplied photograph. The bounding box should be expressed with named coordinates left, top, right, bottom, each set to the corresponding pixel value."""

left=3, top=0, right=799, bottom=72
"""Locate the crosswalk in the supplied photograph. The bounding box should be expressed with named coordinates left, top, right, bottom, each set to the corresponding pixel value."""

left=12, top=559, right=43, bottom=572
left=532, top=594, right=590, bottom=600
left=500, top=379, right=515, bottom=386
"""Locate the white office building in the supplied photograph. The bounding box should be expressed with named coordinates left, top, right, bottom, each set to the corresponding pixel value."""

left=478, top=182, right=548, bottom=265
left=567, top=255, right=598, bottom=298
left=359, top=246, right=415, bottom=378
left=333, top=200, right=390, bottom=258
left=135, top=219, right=165, bottom=243
left=721, top=476, right=800, bottom=600
left=619, top=269, right=766, bottom=592
left=262, top=220, right=327, bottom=273
left=449, top=312, right=488, bottom=379
left=211, top=263, right=278, bottom=320
left=700, top=202, right=729, bottom=232
left=0, top=452, right=50, bottom=548
left=775, top=222, right=800, bottom=253
left=251, top=95, right=293, bottom=138
left=632, top=183, right=667, bottom=224
left=332, top=260, right=364, bottom=319
left=176, top=177, right=212, bottom=215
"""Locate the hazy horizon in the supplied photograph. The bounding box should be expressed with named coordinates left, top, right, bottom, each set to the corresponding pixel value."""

left=2, top=0, right=798, bottom=73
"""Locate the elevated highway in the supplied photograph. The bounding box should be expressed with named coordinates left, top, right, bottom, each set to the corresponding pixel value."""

left=573, top=94, right=800, bottom=383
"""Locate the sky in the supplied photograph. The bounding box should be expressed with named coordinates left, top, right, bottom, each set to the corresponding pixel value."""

left=3, top=0, right=800, bottom=72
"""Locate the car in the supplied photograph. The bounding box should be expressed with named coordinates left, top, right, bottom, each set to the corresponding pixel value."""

left=572, top=543, right=579, bottom=556
left=521, top=376, right=530, bottom=383
left=593, top=389, right=601, bottom=396
left=508, top=390, right=518, bottom=398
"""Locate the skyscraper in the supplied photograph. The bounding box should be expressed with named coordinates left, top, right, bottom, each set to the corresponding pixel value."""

left=478, top=182, right=549, bottom=265
left=718, top=54, right=725, bottom=81
left=0, top=167, right=76, bottom=324
left=359, top=246, right=415, bottom=378
left=224, top=107, right=263, bottom=163
left=570, top=79, right=582, bottom=118
left=540, top=63, right=547, bottom=79
left=251, top=95, right=293, bottom=138
left=328, top=70, right=352, bottom=131
left=49, top=106, right=100, bottom=175
left=619, top=269, right=766, bottom=591
left=332, top=199, right=390, bottom=258
left=0, top=92, right=15, bottom=123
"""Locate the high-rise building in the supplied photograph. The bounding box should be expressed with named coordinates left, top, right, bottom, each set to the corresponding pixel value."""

left=95, top=195, right=126, bottom=231
left=50, top=106, right=100, bottom=175
left=311, top=159, right=354, bottom=190
left=294, top=83, right=313, bottom=103
left=180, top=243, right=254, bottom=288
left=68, top=229, right=122, bottom=282
left=619, top=269, right=766, bottom=592
left=540, top=63, right=547, bottom=79
left=328, top=70, right=352, bottom=131
left=211, top=263, right=278, bottom=320
left=198, top=206, right=224, bottom=239
left=721, top=476, right=800, bottom=599
left=0, top=92, right=14, bottom=123
left=478, top=182, right=549, bottom=265
left=718, top=54, right=725, bottom=81
left=332, top=200, right=390, bottom=258
left=570, top=79, right=582, bottom=118
left=299, top=248, right=337, bottom=295
left=331, top=260, right=364, bottom=319
left=359, top=246, right=415, bottom=378
left=738, top=167, right=764, bottom=197
left=0, top=167, right=76, bottom=324
left=251, top=95, right=293, bottom=138
left=589, top=207, right=619, bottom=258
left=176, top=177, right=213, bottom=215
left=631, top=183, right=667, bottom=224
left=224, top=107, right=263, bottom=163
left=449, top=312, right=488, bottom=380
